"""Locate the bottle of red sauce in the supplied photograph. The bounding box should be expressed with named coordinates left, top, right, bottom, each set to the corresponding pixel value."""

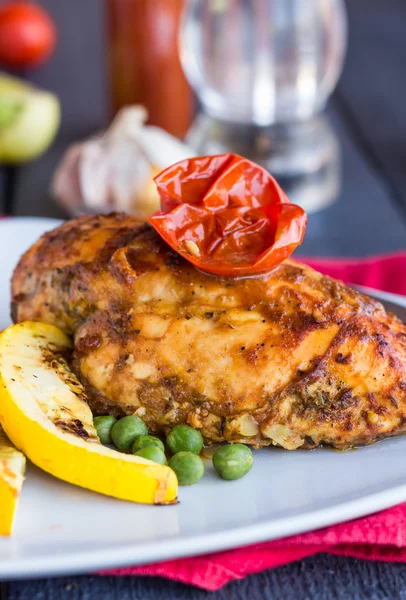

left=106, top=0, right=194, bottom=139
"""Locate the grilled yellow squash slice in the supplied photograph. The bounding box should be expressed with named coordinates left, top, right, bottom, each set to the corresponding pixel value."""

left=0, top=322, right=177, bottom=504
left=0, top=425, right=25, bottom=536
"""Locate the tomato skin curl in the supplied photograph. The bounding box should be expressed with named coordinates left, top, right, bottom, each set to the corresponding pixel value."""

left=149, top=154, right=307, bottom=277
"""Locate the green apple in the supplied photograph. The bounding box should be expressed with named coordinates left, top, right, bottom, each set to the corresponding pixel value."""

left=0, top=73, right=60, bottom=164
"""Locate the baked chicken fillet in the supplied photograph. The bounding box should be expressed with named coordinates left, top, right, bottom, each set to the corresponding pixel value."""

left=12, top=213, right=406, bottom=450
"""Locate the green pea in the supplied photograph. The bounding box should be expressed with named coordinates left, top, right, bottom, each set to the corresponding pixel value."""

left=168, top=452, right=205, bottom=486
left=166, top=424, right=203, bottom=455
left=93, top=416, right=117, bottom=445
left=135, top=446, right=167, bottom=465
left=111, top=415, right=148, bottom=451
left=133, top=435, right=165, bottom=454
left=212, top=444, right=253, bottom=481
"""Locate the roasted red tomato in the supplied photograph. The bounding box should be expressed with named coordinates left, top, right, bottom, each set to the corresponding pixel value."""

left=149, top=154, right=307, bottom=277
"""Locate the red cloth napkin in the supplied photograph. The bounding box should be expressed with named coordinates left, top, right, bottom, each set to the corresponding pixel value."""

left=301, top=252, right=406, bottom=297
left=104, top=252, right=406, bottom=590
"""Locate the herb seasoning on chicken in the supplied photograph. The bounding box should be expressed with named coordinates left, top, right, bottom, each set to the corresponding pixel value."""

left=12, top=212, right=406, bottom=450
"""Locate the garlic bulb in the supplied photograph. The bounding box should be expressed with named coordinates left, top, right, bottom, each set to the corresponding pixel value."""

left=51, top=106, right=196, bottom=220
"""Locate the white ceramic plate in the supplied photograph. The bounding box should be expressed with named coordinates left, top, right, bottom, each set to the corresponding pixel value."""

left=1, top=217, right=406, bottom=580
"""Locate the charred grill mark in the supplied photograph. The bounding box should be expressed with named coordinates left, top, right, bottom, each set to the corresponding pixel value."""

left=125, top=248, right=160, bottom=272
left=61, top=271, right=75, bottom=294
left=113, top=314, right=132, bottom=332
left=338, top=389, right=359, bottom=408
left=164, top=251, right=183, bottom=268
left=10, top=301, right=18, bottom=323
left=374, top=334, right=389, bottom=346
left=335, top=352, right=352, bottom=364
left=93, top=309, right=135, bottom=343
left=115, top=353, right=130, bottom=371
left=76, top=334, right=101, bottom=355
left=220, top=416, right=226, bottom=435
left=343, top=419, right=354, bottom=431
left=13, top=293, right=26, bottom=303
left=389, top=396, right=399, bottom=408
left=375, top=404, right=388, bottom=416
left=54, top=418, right=90, bottom=439
left=161, top=376, right=180, bottom=388
left=291, top=312, right=326, bottom=333
left=42, top=349, right=90, bottom=404
left=97, top=228, right=143, bottom=264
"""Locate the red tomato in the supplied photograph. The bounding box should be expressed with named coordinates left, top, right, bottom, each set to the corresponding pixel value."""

left=149, top=154, right=307, bottom=277
left=0, top=2, right=56, bottom=68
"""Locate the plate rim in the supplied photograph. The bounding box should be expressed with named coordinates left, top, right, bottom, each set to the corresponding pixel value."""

left=2, top=482, right=406, bottom=580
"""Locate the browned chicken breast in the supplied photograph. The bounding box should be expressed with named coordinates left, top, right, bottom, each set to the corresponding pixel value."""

left=11, top=213, right=406, bottom=449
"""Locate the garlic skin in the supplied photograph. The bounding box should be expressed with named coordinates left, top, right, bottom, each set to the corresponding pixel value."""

left=51, top=106, right=196, bottom=220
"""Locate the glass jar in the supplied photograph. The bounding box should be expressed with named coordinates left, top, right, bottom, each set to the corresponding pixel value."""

left=180, top=0, right=347, bottom=213
left=180, top=0, right=347, bottom=126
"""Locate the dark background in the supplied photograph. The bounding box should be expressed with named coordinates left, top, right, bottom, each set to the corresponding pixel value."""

left=1, top=0, right=406, bottom=598
left=5, top=0, right=406, bottom=258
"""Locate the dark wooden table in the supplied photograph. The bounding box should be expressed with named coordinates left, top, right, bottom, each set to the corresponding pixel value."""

left=1, top=0, right=406, bottom=598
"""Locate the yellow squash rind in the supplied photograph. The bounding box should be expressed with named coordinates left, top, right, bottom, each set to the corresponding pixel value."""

left=0, top=425, right=26, bottom=536
left=0, top=322, right=177, bottom=504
